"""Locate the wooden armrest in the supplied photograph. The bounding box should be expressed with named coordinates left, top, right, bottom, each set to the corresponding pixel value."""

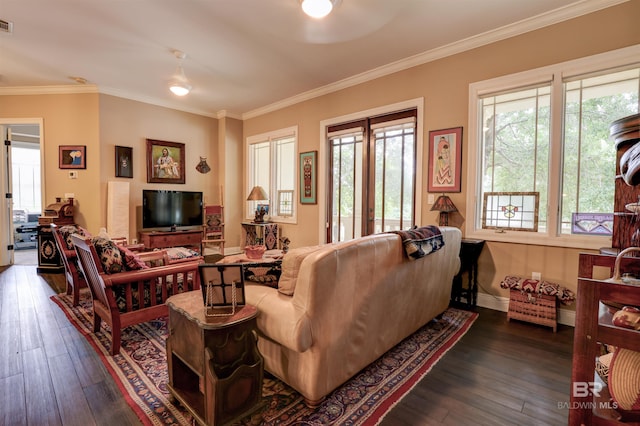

left=62, top=248, right=77, bottom=259
left=102, top=261, right=202, bottom=287
left=138, top=249, right=168, bottom=263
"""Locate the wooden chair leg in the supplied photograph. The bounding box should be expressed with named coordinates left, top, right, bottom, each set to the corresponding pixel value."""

left=72, top=283, right=80, bottom=306
left=93, top=313, right=102, bottom=333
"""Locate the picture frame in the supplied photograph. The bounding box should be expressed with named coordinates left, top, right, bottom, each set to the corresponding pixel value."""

left=257, top=203, right=269, bottom=215
left=146, top=139, right=185, bottom=184
left=115, top=146, right=133, bottom=178
left=427, top=127, right=463, bottom=193
left=300, top=151, right=317, bottom=204
left=59, top=145, right=86, bottom=169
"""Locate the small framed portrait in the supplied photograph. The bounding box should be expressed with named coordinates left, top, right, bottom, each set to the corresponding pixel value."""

left=146, top=139, right=185, bottom=184
left=115, top=146, right=133, bottom=178
left=427, top=127, right=463, bottom=193
left=59, top=145, right=86, bottom=169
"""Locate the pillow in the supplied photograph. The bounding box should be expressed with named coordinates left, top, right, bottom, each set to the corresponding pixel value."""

left=91, top=237, right=124, bottom=274
left=118, top=245, right=150, bottom=271
left=278, top=245, right=325, bottom=296
left=59, top=225, right=89, bottom=250
left=244, top=262, right=282, bottom=288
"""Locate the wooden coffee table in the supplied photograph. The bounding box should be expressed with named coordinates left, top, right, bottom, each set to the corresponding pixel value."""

left=166, top=291, right=263, bottom=425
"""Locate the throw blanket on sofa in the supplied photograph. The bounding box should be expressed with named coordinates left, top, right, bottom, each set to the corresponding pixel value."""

left=390, top=226, right=445, bottom=260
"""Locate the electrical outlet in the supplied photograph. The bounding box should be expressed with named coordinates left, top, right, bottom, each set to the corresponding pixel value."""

left=532, top=272, right=541, bottom=281
left=65, top=192, right=75, bottom=198
left=68, top=171, right=78, bottom=179
left=428, top=194, right=435, bottom=204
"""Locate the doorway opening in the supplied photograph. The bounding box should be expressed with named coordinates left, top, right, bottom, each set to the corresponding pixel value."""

left=1, top=121, right=43, bottom=266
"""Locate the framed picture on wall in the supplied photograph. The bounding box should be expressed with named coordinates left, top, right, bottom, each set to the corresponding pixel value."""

left=115, top=146, right=133, bottom=178
left=59, top=145, right=86, bottom=169
left=146, top=139, right=185, bottom=184
left=427, top=127, right=463, bottom=193
left=300, top=151, right=317, bottom=204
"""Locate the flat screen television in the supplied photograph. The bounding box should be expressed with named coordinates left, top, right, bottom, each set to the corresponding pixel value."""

left=142, top=190, right=203, bottom=229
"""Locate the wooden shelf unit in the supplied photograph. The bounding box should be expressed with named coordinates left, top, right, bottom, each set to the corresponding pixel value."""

left=570, top=252, right=640, bottom=425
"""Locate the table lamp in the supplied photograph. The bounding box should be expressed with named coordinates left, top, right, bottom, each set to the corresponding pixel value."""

left=430, top=194, right=458, bottom=226
left=247, top=186, right=269, bottom=223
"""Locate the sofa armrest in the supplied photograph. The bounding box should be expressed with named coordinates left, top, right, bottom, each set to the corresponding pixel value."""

left=246, top=284, right=312, bottom=353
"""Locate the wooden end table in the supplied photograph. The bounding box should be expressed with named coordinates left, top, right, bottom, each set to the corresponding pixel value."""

left=166, top=291, right=263, bottom=426
left=451, top=239, right=485, bottom=308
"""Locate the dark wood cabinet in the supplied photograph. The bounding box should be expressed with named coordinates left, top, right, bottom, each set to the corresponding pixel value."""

left=451, top=239, right=485, bottom=307
left=570, top=252, right=640, bottom=425
left=139, top=229, right=203, bottom=253
left=166, top=292, right=263, bottom=426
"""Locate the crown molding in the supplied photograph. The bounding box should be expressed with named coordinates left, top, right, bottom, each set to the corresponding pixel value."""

left=0, top=84, right=99, bottom=95
left=242, top=0, right=630, bottom=120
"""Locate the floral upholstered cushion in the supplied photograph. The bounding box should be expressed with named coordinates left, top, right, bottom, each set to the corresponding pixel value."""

left=91, top=237, right=124, bottom=274
left=59, top=225, right=90, bottom=250
left=118, top=245, right=149, bottom=271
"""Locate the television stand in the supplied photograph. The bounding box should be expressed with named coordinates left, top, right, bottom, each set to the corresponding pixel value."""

left=139, top=229, right=203, bottom=253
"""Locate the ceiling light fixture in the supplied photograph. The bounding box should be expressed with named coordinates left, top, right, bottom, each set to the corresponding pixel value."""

left=169, top=50, right=192, bottom=96
left=301, top=0, right=335, bottom=19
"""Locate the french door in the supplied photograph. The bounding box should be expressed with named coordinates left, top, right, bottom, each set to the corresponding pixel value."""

left=327, top=109, right=417, bottom=243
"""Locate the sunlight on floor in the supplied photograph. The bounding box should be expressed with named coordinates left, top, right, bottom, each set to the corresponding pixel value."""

left=14, top=249, right=37, bottom=265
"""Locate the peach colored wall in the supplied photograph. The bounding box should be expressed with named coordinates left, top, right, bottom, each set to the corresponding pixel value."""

left=242, top=2, right=640, bottom=303
left=99, top=95, right=219, bottom=242
left=0, top=93, right=102, bottom=231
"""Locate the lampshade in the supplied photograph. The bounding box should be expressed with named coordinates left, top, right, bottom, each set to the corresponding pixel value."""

left=169, top=50, right=191, bottom=96
left=301, top=0, right=334, bottom=18
left=430, top=194, right=458, bottom=213
left=430, top=194, right=458, bottom=226
left=247, top=186, right=269, bottom=201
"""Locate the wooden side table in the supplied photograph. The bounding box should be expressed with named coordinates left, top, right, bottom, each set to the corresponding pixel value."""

left=451, top=239, right=485, bottom=308
left=241, top=222, right=279, bottom=250
left=166, top=291, right=263, bottom=426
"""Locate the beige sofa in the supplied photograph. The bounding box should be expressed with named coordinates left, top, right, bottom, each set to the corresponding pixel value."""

left=244, top=226, right=462, bottom=405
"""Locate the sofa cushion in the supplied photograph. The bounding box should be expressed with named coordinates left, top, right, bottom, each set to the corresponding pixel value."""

left=59, top=225, right=90, bottom=250
left=118, top=245, right=150, bottom=271
left=91, top=237, right=124, bottom=274
left=278, top=245, right=325, bottom=295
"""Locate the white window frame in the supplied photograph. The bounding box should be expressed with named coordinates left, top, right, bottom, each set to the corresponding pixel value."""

left=465, top=45, right=640, bottom=249
left=246, top=126, right=298, bottom=224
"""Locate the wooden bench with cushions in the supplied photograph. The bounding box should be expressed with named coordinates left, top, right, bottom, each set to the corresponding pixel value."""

left=71, top=234, right=203, bottom=355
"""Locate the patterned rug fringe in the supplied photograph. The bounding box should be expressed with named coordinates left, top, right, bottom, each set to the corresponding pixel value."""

left=50, top=291, right=477, bottom=425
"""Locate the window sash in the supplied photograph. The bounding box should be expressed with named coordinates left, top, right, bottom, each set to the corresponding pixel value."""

left=247, top=127, right=297, bottom=222
left=466, top=46, right=640, bottom=249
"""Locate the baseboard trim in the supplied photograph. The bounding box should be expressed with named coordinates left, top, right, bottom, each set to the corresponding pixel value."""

left=476, top=292, right=576, bottom=327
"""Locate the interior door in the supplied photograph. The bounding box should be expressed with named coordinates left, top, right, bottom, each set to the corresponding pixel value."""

left=0, top=125, right=14, bottom=265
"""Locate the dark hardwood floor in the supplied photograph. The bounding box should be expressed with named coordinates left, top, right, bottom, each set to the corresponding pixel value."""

left=0, top=263, right=573, bottom=425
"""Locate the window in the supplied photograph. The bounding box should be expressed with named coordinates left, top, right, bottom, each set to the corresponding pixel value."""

left=467, top=47, right=640, bottom=248
left=328, top=110, right=417, bottom=242
left=247, top=127, right=297, bottom=223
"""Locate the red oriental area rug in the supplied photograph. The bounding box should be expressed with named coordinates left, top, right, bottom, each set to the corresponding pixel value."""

left=51, top=292, right=477, bottom=425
